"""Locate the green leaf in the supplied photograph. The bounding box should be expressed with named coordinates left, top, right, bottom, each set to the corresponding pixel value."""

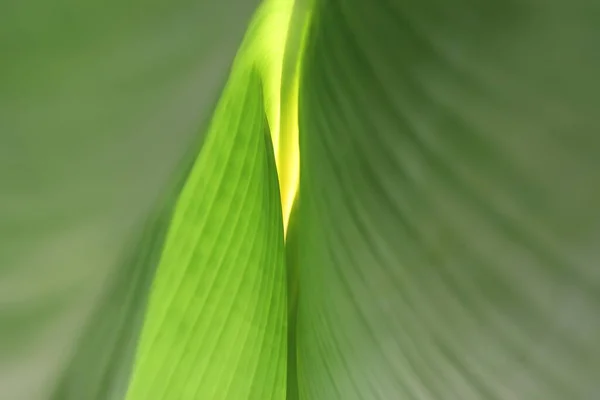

left=125, top=66, right=287, bottom=400
left=293, top=0, right=600, bottom=399
left=0, top=0, right=260, bottom=398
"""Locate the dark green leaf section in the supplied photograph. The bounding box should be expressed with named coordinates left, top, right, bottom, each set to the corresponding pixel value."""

left=125, top=69, right=287, bottom=400
left=295, top=0, right=600, bottom=398
left=284, top=195, right=302, bottom=400
left=50, top=219, right=168, bottom=400
left=51, top=156, right=198, bottom=400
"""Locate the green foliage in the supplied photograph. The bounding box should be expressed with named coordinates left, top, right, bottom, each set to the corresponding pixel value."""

left=2, top=0, right=600, bottom=398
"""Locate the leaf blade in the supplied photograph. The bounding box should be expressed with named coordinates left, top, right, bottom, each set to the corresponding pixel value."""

left=125, top=67, right=287, bottom=400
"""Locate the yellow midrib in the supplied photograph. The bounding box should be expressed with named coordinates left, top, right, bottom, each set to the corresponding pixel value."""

left=238, top=0, right=312, bottom=236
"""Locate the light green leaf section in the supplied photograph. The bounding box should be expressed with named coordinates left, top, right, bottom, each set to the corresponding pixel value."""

left=0, top=0, right=260, bottom=398
left=125, top=65, right=287, bottom=400
left=294, top=0, right=600, bottom=399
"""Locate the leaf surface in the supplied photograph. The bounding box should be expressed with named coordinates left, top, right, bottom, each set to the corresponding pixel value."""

left=125, top=67, right=287, bottom=400
left=293, top=0, right=600, bottom=398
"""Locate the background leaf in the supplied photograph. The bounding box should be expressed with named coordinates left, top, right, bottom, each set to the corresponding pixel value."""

left=50, top=166, right=193, bottom=400
left=0, top=0, right=260, bottom=398
left=125, top=67, right=287, bottom=400
left=293, top=0, right=600, bottom=398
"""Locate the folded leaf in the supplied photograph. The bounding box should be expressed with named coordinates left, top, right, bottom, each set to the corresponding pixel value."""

left=294, top=0, right=600, bottom=398
left=125, top=67, right=287, bottom=400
